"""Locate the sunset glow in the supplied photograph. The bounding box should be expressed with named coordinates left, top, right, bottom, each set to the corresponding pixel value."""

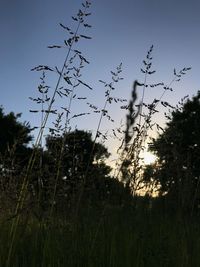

left=142, top=151, right=157, bottom=165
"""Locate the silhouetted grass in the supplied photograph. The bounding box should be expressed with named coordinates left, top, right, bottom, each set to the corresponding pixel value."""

left=0, top=203, right=200, bottom=267
left=0, top=1, right=198, bottom=266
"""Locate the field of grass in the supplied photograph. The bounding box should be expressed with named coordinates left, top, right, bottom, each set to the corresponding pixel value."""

left=0, top=200, right=200, bottom=267
left=0, top=1, right=200, bottom=266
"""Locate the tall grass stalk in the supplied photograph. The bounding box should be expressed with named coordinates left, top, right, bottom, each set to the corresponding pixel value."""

left=115, top=45, right=191, bottom=195
left=6, top=1, right=92, bottom=266
left=2, top=1, right=196, bottom=266
left=74, top=63, right=124, bottom=217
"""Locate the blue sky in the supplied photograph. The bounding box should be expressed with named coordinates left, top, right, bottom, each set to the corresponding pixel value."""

left=1, top=0, right=200, bottom=157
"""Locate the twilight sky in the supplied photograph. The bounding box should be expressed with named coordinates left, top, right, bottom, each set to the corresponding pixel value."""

left=1, top=0, right=200, bottom=157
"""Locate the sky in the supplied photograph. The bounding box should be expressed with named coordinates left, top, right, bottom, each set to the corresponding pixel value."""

left=1, top=0, right=200, bottom=160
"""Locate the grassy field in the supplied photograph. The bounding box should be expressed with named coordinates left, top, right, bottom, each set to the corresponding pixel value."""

left=1, top=200, right=200, bottom=267
left=0, top=1, right=200, bottom=266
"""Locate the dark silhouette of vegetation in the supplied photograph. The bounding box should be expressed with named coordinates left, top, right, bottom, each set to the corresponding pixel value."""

left=31, top=130, right=130, bottom=216
left=0, top=107, right=33, bottom=212
left=145, top=91, right=200, bottom=213
left=1, top=1, right=200, bottom=266
left=0, top=118, right=133, bottom=218
left=0, top=107, right=32, bottom=167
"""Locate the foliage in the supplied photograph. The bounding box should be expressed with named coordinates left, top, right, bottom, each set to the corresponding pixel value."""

left=147, top=91, right=200, bottom=210
left=1, top=0, right=199, bottom=265
left=45, top=129, right=110, bottom=177
left=0, top=107, right=33, bottom=218
left=116, top=46, right=191, bottom=196
left=33, top=130, right=113, bottom=212
left=1, top=203, right=200, bottom=267
left=0, top=107, right=32, bottom=160
left=0, top=107, right=32, bottom=178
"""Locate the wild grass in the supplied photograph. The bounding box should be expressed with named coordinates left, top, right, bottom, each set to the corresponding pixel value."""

left=0, top=204, right=200, bottom=266
left=0, top=1, right=199, bottom=266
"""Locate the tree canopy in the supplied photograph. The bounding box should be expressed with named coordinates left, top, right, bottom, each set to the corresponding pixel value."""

left=146, top=91, right=200, bottom=210
left=45, top=129, right=111, bottom=179
left=0, top=107, right=32, bottom=170
left=31, top=130, right=112, bottom=211
left=0, top=108, right=133, bottom=216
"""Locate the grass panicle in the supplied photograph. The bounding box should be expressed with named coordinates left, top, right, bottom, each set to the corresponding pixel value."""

left=0, top=1, right=198, bottom=267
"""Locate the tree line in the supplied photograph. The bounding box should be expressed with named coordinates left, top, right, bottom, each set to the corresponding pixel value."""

left=0, top=91, right=200, bottom=217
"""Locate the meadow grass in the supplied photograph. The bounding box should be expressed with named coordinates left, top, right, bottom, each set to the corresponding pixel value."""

left=0, top=203, right=200, bottom=267
left=0, top=1, right=199, bottom=266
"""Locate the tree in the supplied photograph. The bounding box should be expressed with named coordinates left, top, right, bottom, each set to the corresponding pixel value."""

left=34, top=130, right=112, bottom=211
left=27, top=129, right=134, bottom=219
left=146, top=91, right=200, bottom=211
left=0, top=107, right=33, bottom=214
left=0, top=106, right=33, bottom=172
left=45, top=129, right=111, bottom=178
